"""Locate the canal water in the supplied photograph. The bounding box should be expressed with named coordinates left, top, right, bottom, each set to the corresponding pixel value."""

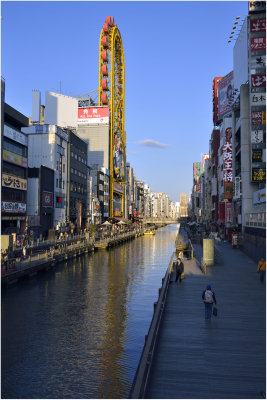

left=2, top=224, right=178, bottom=399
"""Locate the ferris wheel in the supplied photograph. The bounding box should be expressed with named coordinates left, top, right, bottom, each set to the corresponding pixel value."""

left=99, top=16, right=126, bottom=218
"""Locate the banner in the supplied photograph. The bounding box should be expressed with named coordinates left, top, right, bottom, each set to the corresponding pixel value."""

left=2, top=174, right=27, bottom=191
left=250, top=18, right=266, bottom=32
left=1, top=201, right=26, bottom=214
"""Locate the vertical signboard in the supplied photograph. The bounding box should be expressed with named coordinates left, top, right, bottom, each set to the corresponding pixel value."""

left=223, top=129, right=233, bottom=184
left=249, top=3, right=266, bottom=183
left=218, top=71, right=234, bottom=119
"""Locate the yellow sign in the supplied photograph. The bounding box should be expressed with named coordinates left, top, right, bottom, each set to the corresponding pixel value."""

left=3, top=150, right=27, bottom=167
left=2, top=173, right=27, bottom=190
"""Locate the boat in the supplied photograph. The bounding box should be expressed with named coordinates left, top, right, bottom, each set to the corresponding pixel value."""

left=144, top=230, right=155, bottom=236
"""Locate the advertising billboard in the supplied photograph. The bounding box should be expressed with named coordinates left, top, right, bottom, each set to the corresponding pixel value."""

left=2, top=174, right=27, bottom=191
left=251, top=74, right=266, bottom=88
left=251, top=111, right=266, bottom=125
left=252, top=168, right=266, bottom=182
left=250, top=18, right=266, bottom=32
left=3, top=150, right=27, bottom=168
left=250, top=37, right=266, bottom=51
left=193, top=162, right=202, bottom=177
left=218, top=71, right=234, bottom=119
left=212, top=77, right=223, bottom=125
left=113, top=133, right=124, bottom=180
left=2, top=201, right=26, bottom=213
left=42, top=191, right=53, bottom=207
left=77, top=107, right=109, bottom=125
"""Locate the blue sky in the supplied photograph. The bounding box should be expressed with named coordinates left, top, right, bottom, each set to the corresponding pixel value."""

left=1, top=1, right=248, bottom=202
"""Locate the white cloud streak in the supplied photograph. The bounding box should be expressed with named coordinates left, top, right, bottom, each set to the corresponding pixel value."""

left=136, top=139, right=171, bottom=148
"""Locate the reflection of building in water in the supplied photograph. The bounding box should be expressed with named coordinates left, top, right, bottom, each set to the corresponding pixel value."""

left=97, top=249, right=130, bottom=398
left=179, top=193, right=188, bottom=217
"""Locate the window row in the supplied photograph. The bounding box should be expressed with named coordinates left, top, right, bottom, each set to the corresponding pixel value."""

left=3, top=139, right=27, bottom=157
left=70, top=168, right=87, bottom=179
left=70, top=151, right=87, bottom=164
left=56, top=179, right=65, bottom=189
left=70, top=182, right=86, bottom=194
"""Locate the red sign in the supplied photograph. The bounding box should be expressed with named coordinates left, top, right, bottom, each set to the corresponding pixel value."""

left=250, top=37, right=266, bottom=51
left=251, top=111, right=266, bottom=125
left=223, top=140, right=233, bottom=182
left=77, top=107, right=109, bottom=124
left=251, top=74, right=266, bottom=88
left=42, top=191, right=53, bottom=207
left=250, top=18, right=266, bottom=32
left=195, top=183, right=201, bottom=193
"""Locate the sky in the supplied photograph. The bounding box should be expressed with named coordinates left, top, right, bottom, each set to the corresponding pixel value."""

left=1, top=0, right=249, bottom=203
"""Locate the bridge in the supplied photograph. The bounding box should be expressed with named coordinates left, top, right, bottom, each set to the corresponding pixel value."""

left=143, top=218, right=178, bottom=225
left=130, top=241, right=266, bottom=399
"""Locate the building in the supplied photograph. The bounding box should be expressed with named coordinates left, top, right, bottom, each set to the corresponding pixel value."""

left=179, top=193, right=188, bottom=217
left=2, top=101, right=29, bottom=236
left=27, top=166, right=54, bottom=238
left=67, top=129, right=88, bottom=230
left=22, top=124, right=68, bottom=232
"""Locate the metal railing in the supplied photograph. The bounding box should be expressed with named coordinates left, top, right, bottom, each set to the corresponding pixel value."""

left=129, top=252, right=175, bottom=398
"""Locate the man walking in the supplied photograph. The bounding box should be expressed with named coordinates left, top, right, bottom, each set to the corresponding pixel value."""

left=202, top=284, right=217, bottom=320
left=175, top=257, right=184, bottom=283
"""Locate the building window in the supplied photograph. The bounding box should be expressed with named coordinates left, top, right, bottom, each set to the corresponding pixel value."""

left=56, top=178, right=58, bottom=188
left=63, top=164, right=65, bottom=173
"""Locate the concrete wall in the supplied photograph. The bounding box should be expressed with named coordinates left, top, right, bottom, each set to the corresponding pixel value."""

left=243, top=227, right=266, bottom=262
left=77, top=124, right=109, bottom=169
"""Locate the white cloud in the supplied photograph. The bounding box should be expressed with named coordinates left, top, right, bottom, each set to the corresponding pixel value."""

left=136, top=139, right=171, bottom=148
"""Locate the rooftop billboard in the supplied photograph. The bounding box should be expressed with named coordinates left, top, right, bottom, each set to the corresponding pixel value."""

left=218, top=71, right=234, bottom=119
left=77, top=107, right=109, bottom=125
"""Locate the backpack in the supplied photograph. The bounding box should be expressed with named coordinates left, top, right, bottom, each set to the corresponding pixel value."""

left=204, top=290, right=213, bottom=303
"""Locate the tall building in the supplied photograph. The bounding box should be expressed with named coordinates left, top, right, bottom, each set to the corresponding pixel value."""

left=2, top=102, right=29, bottom=236
left=179, top=193, right=188, bottom=217
left=22, top=124, right=68, bottom=232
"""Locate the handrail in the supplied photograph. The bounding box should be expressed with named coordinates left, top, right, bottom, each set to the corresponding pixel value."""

left=129, top=252, right=175, bottom=398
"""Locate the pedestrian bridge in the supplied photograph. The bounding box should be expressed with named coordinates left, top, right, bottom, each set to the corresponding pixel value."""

left=130, top=242, right=266, bottom=399
left=143, top=218, right=178, bottom=225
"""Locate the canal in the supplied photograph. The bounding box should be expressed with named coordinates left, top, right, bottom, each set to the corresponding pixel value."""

left=2, top=223, right=178, bottom=399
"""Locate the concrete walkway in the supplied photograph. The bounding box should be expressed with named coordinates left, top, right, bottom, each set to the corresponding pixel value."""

left=145, top=242, right=266, bottom=399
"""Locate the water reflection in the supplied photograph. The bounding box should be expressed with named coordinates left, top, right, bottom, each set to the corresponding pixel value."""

left=1, top=224, right=178, bottom=399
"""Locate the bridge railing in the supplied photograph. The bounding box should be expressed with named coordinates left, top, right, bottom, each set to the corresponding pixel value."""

left=129, top=252, right=175, bottom=398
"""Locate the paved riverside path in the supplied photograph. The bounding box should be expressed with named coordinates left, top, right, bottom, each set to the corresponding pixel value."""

left=145, top=242, right=266, bottom=399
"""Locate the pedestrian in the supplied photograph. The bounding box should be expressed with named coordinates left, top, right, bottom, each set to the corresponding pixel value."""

left=202, top=284, right=217, bottom=320
left=22, top=246, right=27, bottom=258
left=3, top=251, right=8, bottom=271
left=175, top=257, right=184, bottom=283
left=178, top=251, right=183, bottom=260
left=257, top=258, right=266, bottom=283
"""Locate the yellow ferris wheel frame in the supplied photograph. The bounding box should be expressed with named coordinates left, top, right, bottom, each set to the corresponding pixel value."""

left=99, top=19, right=126, bottom=218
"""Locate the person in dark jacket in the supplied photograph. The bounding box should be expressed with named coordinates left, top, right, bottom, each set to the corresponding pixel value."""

left=202, top=284, right=217, bottom=319
left=175, top=257, right=184, bottom=283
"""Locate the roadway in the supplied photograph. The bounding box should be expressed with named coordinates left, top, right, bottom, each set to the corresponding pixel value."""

left=145, top=241, right=266, bottom=399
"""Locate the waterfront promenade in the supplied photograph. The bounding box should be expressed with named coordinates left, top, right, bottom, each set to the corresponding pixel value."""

left=145, top=242, right=266, bottom=399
